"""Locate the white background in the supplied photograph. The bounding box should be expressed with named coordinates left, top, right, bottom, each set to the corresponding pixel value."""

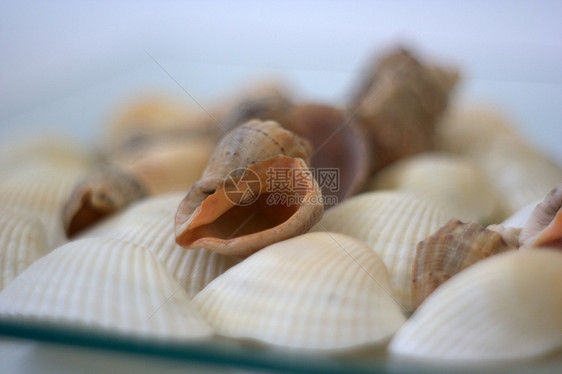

left=1, top=0, right=561, bottom=164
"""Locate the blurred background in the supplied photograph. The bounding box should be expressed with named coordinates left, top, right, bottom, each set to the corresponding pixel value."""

left=1, top=0, right=561, bottom=164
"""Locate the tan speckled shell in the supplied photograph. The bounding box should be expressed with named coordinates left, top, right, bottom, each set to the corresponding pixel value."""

left=312, top=191, right=450, bottom=312
left=81, top=193, right=240, bottom=298
left=389, top=249, right=562, bottom=361
left=193, top=232, right=406, bottom=351
left=0, top=237, right=213, bottom=340
left=0, top=210, right=48, bottom=291
left=367, top=152, right=499, bottom=223
left=351, top=49, right=458, bottom=172
left=412, top=219, right=516, bottom=308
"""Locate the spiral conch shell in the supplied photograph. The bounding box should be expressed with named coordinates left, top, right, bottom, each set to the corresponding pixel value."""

left=390, top=249, right=562, bottom=361
left=80, top=193, right=240, bottom=298
left=412, top=219, right=517, bottom=308
left=222, top=93, right=370, bottom=206
left=312, top=191, right=450, bottom=312
left=63, top=168, right=148, bottom=238
left=351, top=48, right=459, bottom=172
left=193, top=232, right=406, bottom=350
left=520, top=183, right=562, bottom=249
left=285, top=104, right=370, bottom=206
left=0, top=237, right=213, bottom=340
left=175, top=120, right=323, bottom=257
left=0, top=211, right=48, bottom=291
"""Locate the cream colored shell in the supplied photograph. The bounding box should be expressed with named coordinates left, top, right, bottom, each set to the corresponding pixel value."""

left=435, top=105, right=521, bottom=157
left=81, top=193, right=240, bottom=298
left=0, top=211, right=48, bottom=291
left=435, top=105, right=562, bottom=217
left=389, top=249, right=562, bottom=361
left=367, top=152, right=499, bottom=223
left=193, top=232, right=406, bottom=351
left=0, top=237, right=213, bottom=340
left=475, top=138, right=562, bottom=217
left=0, top=163, right=89, bottom=249
left=312, top=191, right=450, bottom=312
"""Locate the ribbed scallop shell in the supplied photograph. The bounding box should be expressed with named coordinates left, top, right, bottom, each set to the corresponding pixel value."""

left=0, top=163, right=88, bottom=249
left=0, top=211, right=48, bottom=291
left=412, top=219, right=516, bottom=308
left=81, top=193, right=240, bottom=298
left=312, top=191, right=450, bottom=312
left=367, top=152, right=499, bottom=223
left=0, top=237, right=213, bottom=340
left=193, top=232, right=406, bottom=350
left=389, top=249, right=562, bottom=361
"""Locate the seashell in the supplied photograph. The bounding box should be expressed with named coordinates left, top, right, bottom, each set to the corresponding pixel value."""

left=109, top=132, right=216, bottom=195
left=474, top=138, right=562, bottom=217
left=486, top=224, right=521, bottom=248
left=0, top=237, right=213, bottom=340
left=0, top=136, right=93, bottom=177
left=412, top=219, right=516, bottom=309
left=312, top=191, right=450, bottom=312
left=389, top=249, right=562, bottom=361
left=520, top=183, right=562, bottom=249
left=436, top=105, right=562, bottom=217
left=175, top=120, right=323, bottom=257
left=500, top=200, right=539, bottom=228
left=350, top=48, right=459, bottom=172
left=219, top=80, right=293, bottom=133
left=284, top=104, right=370, bottom=206
left=366, top=152, right=499, bottom=223
left=0, top=210, right=48, bottom=291
left=63, top=167, right=148, bottom=238
left=107, top=96, right=217, bottom=148
left=192, top=232, right=406, bottom=350
left=221, top=82, right=370, bottom=206
left=435, top=105, right=522, bottom=157
left=80, top=193, right=240, bottom=298
left=0, top=163, right=88, bottom=249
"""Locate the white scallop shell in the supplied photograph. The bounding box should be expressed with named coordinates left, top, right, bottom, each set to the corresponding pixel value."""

left=80, top=193, right=240, bottom=298
left=193, top=232, right=406, bottom=350
left=312, top=191, right=450, bottom=312
left=389, top=249, right=562, bottom=361
left=0, top=163, right=88, bottom=249
left=367, top=152, right=499, bottom=223
left=0, top=237, right=213, bottom=340
left=0, top=210, right=48, bottom=291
